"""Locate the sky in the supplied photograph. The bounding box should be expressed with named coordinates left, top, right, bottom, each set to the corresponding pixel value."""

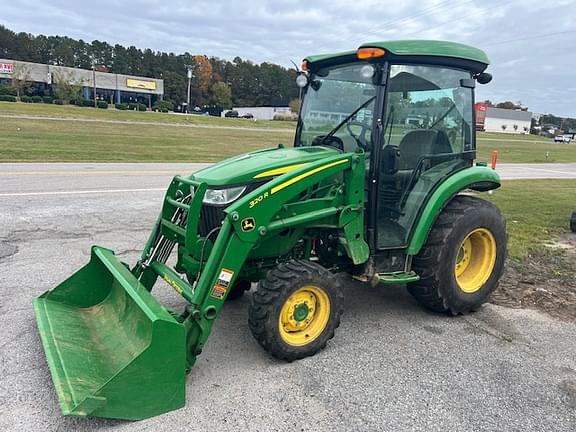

left=2, top=0, right=576, bottom=117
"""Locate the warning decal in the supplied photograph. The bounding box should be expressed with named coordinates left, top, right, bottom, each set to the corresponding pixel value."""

left=210, top=268, right=234, bottom=299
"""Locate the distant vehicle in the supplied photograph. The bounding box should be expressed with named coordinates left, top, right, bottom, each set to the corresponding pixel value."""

left=554, top=135, right=571, bottom=143
left=224, top=110, right=239, bottom=118
left=405, top=115, right=425, bottom=127
left=241, top=113, right=254, bottom=119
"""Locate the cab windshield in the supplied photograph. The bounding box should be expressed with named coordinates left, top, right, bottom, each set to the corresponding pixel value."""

left=295, top=62, right=377, bottom=153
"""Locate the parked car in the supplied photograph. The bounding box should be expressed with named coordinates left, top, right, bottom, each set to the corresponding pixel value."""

left=224, top=110, right=239, bottom=118
left=241, top=113, right=254, bottom=119
left=554, top=135, right=571, bottom=143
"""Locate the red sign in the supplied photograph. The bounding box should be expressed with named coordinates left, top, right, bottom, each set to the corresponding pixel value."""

left=0, top=63, right=13, bottom=74
left=475, top=102, right=488, bottom=130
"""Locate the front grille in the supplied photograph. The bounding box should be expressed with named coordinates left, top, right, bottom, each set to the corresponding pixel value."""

left=199, top=205, right=226, bottom=236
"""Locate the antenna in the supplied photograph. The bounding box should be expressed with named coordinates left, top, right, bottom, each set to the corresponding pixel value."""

left=289, top=59, right=300, bottom=72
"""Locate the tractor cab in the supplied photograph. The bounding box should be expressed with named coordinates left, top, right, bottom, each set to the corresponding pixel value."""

left=295, top=41, right=492, bottom=255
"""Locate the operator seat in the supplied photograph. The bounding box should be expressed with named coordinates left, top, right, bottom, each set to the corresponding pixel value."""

left=398, top=129, right=452, bottom=171
left=379, top=129, right=452, bottom=217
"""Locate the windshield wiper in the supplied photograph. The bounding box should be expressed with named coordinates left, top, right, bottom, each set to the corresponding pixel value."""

left=429, top=104, right=456, bottom=129
left=319, top=96, right=376, bottom=146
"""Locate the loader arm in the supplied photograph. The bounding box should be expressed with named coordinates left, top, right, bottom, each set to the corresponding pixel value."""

left=33, top=151, right=365, bottom=420
left=177, top=151, right=368, bottom=368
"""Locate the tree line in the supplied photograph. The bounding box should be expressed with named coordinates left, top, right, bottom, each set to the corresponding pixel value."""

left=0, top=25, right=299, bottom=109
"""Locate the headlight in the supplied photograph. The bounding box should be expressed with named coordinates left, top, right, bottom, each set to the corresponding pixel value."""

left=203, top=186, right=247, bottom=205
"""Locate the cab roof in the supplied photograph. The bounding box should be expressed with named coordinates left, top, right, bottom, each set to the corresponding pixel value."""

left=305, top=40, right=490, bottom=73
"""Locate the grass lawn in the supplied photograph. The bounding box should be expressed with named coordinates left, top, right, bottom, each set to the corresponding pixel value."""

left=0, top=117, right=293, bottom=162
left=0, top=101, right=293, bottom=130
left=1, top=101, right=575, bottom=163
left=476, top=133, right=576, bottom=163
left=487, top=180, right=576, bottom=258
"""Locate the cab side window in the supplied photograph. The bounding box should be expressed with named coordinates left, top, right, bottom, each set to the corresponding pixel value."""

left=377, top=65, right=474, bottom=249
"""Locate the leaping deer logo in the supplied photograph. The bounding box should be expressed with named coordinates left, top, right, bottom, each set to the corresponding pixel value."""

left=241, top=217, right=256, bottom=232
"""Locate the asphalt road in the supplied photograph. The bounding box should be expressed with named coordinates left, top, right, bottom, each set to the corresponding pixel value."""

left=0, top=163, right=575, bottom=432
left=496, top=163, right=576, bottom=179
left=0, top=162, right=574, bottom=196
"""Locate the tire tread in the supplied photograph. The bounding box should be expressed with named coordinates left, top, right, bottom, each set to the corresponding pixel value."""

left=249, top=260, right=344, bottom=361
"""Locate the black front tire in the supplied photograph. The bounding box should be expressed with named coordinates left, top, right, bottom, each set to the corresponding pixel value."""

left=409, top=195, right=507, bottom=315
left=248, top=260, right=343, bottom=361
left=226, top=279, right=251, bottom=301
left=571, top=211, right=576, bottom=233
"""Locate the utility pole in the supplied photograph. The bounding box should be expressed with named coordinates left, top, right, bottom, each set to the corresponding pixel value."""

left=185, top=65, right=193, bottom=114
left=559, top=116, right=566, bottom=132
left=92, top=62, right=97, bottom=107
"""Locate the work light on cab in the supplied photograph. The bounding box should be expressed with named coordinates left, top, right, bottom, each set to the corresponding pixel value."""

left=296, top=73, right=309, bottom=88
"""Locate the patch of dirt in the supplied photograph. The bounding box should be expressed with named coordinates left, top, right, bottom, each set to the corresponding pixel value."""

left=490, top=233, right=576, bottom=321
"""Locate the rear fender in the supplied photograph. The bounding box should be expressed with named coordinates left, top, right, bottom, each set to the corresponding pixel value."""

left=406, top=166, right=501, bottom=255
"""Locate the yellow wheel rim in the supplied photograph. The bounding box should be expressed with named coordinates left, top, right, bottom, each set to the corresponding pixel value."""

left=278, top=285, right=331, bottom=347
left=455, top=228, right=497, bottom=293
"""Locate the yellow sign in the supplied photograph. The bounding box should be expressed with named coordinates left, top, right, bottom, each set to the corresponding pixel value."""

left=126, top=78, right=157, bottom=90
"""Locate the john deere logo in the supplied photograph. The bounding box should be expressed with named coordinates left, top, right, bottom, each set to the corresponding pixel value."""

left=241, top=217, right=255, bottom=232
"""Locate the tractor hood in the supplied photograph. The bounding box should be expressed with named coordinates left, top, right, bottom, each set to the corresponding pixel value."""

left=191, top=146, right=341, bottom=187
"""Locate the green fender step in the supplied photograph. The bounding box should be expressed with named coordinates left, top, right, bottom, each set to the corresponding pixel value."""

left=377, top=271, right=420, bottom=285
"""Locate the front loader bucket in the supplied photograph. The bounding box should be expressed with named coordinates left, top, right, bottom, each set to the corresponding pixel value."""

left=33, top=246, right=186, bottom=420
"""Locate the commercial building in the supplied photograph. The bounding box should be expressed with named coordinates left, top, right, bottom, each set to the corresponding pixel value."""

left=474, top=104, right=532, bottom=134
left=0, top=59, right=163, bottom=106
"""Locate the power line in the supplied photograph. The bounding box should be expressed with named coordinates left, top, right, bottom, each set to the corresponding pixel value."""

left=398, top=0, right=517, bottom=38
left=356, top=0, right=474, bottom=42
left=266, top=0, right=478, bottom=63
left=481, top=29, right=576, bottom=47
left=315, top=0, right=474, bottom=51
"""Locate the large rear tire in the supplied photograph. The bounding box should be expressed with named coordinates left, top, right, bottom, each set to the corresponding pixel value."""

left=248, top=260, right=343, bottom=361
left=408, top=195, right=506, bottom=315
left=570, top=211, right=576, bottom=233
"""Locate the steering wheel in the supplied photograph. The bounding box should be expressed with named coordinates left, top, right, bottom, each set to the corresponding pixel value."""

left=346, top=121, right=372, bottom=150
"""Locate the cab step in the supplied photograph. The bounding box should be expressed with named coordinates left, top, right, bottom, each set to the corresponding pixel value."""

left=377, top=271, right=420, bottom=285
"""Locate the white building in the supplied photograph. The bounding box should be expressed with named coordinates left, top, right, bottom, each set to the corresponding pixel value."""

left=484, top=107, right=532, bottom=134
left=222, top=106, right=291, bottom=120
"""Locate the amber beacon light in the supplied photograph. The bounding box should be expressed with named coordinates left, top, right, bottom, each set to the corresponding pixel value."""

left=356, top=47, right=386, bottom=59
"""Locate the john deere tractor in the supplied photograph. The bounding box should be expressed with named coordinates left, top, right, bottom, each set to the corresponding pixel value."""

left=34, top=40, right=506, bottom=420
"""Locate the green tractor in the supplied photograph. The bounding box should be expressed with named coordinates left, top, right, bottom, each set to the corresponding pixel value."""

left=34, top=40, right=506, bottom=420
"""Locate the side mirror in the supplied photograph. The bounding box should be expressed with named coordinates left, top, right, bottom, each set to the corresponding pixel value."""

left=476, top=72, right=492, bottom=85
left=310, top=79, right=322, bottom=91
